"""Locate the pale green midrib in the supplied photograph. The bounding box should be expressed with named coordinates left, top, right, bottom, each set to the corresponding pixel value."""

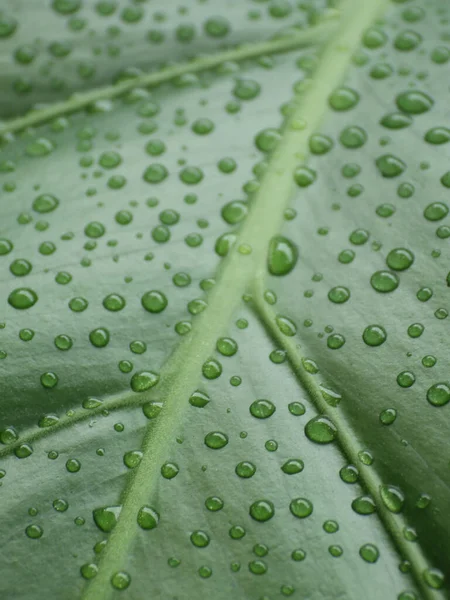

left=252, top=293, right=446, bottom=600
left=81, top=2, right=394, bottom=599
left=0, top=20, right=337, bottom=137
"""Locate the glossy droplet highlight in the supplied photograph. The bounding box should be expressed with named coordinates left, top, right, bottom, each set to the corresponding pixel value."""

left=305, top=416, right=337, bottom=444
left=370, top=271, right=399, bottom=293
left=130, top=371, right=159, bottom=393
left=141, top=291, right=167, bottom=313
left=380, top=485, right=405, bottom=513
left=376, top=154, right=406, bottom=178
left=250, top=399, right=276, bottom=419
left=396, top=90, right=434, bottom=114
left=363, top=325, right=387, bottom=347
left=289, top=498, right=313, bottom=519
left=426, top=383, right=450, bottom=407
left=204, top=432, right=228, bottom=449
left=93, top=506, right=122, bottom=532
left=8, top=288, right=38, bottom=310
left=268, top=236, right=298, bottom=276
left=249, top=500, right=274, bottom=522
left=137, top=506, right=159, bottom=530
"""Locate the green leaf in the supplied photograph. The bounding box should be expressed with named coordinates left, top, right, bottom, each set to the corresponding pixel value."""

left=0, top=1, right=448, bottom=599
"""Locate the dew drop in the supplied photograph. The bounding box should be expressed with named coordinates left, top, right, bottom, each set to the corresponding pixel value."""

left=93, top=506, right=122, bottom=532
left=249, top=500, right=274, bottom=522
left=249, top=399, right=276, bottom=419
left=137, top=506, right=159, bottom=530
left=268, top=236, right=298, bottom=276
left=305, top=416, right=337, bottom=444
left=289, top=498, right=313, bottom=519
left=8, top=288, right=38, bottom=310
left=130, top=371, right=159, bottom=392
left=204, top=431, right=228, bottom=449
left=359, top=544, right=379, bottom=563
left=362, top=325, right=387, bottom=347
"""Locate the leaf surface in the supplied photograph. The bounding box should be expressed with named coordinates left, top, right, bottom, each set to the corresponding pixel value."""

left=0, top=1, right=448, bottom=600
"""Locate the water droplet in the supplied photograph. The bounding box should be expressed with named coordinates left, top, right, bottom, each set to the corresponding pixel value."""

left=425, top=127, right=450, bottom=144
left=339, top=126, right=367, bottom=148
left=80, top=563, right=98, bottom=580
left=103, top=294, right=126, bottom=311
left=275, top=315, right=297, bottom=336
left=143, top=163, right=168, bottom=183
left=424, top=202, right=448, bottom=221
left=422, top=568, right=444, bottom=589
left=291, top=548, right=306, bottom=561
left=89, top=328, right=110, bottom=348
left=142, top=401, right=163, bottom=419
left=161, top=462, right=179, bottom=479
left=376, top=154, right=406, bottom=178
left=309, top=133, right=334, bottom=155
left=202, top=359, right=222, bottom=379
left=141, top=290, right=167, bottom=313
left=249, top=500, right=274, bottom=522
left=233, top=78, right=260, bottom=101
left=137, top=506, right=159, bottom=530
left=250, top=399, right=276, bottom=419
left=397, top=371, right=415, bottom=388
left=426, top=383, right=450, bottom=407
left=8, top=288, right=38, bottom=310
left=189, top=390, right=210, bottom=408
left=294, top=166, right=316, bottom=187
left=26, top=138, right=55, bottom=157
left=190, top=530, right=210, bottom=547
left=268, top=236, right=298, bottom=276
left=363, top=325, right=387, bottom=346
left=53, top=498, right=69, bottom=512
left=380, top=408, right=397, bottom=425
left=236, top=461, right=256, bottom=478
left=422, top=355, right=436, bottom=368
left=394, top=30, right=422, bottom=51
left=396, top=90, right=433, bottom=114
left=290, top=498, right=313, bottom=518
left=123, top=450, right=143, bottom=469
left=386, top=248, right=414, bottom=271
left=93, top=506, right=122, bottom=532
left=352, top=495, right=376, bottom=515
left=25, top=524, right=43, bottom=539
left=329, top=87, right=359, bottom=111
left=32, top=194, right=59, bottom=213
left=328, top=286, right=350, bottom=304
left=10, top=259, right=32, bottom=277
left=340, top=464, right=359, bottom=483
left=216, top=337, right=238, bottom=356
left=305, top=416, right=337, bottom=443
left=204, top=431, right=228, bottom=449
left=65, top=458, right=81, bottom=473
left=84, top=221, right=105, bottom=238
left=359, top=544, right=379, bottom=563
left=349, top=229, right=369, bottom=245
left=111, top=572, right=131, bottom=590
left=130, top=371, right=159, bottom=392
left=229, top=525, right=246, bottom=539
left=281, top=459, right=304, bottom=475
left=380, top=485, right=405, bottom=513
left=69, top=297, right=88, bottom=312
left=40, top=371, right=58, bottom=388
left=205, top=496, right=224, bottom=511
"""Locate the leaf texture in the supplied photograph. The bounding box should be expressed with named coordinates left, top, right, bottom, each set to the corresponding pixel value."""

left=0, top=1, right=448, bottom=599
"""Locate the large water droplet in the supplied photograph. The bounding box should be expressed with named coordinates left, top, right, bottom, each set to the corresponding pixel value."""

left=268, top=236, right=298, bottom=276
left=305, top=416, right=337, bottom=444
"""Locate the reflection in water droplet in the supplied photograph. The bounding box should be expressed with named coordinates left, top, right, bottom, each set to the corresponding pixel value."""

left=305, top=416, right=337, bottom=444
